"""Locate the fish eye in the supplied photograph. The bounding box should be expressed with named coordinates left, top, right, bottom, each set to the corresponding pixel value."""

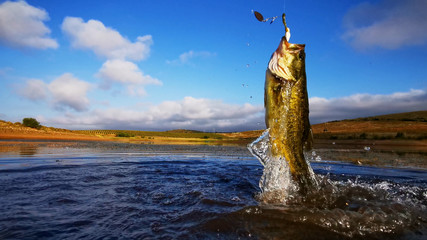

left=299, top=52, right=305, bottom=60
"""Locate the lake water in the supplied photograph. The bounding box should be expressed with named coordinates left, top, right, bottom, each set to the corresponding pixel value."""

left=0, top=140, right=426, bottom=239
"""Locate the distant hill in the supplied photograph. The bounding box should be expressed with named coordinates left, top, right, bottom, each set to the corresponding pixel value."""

left=312, top=111, right=427, bottom=140
left=222, top=111, right=427, bottom=141
left=73, top=129, right=227, bottom=140
left=165, top=129, right=203, bottom=134
left=0, top=119, right=104, bottom=141
left=1, top=111, right=426, bottom=142
left=219, top=130, right=264, bottom=140
left=350, top=111, right=427, bottom=122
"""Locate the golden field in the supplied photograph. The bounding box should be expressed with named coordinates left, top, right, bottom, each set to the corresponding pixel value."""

left=1, top=111, right=426, bottom=149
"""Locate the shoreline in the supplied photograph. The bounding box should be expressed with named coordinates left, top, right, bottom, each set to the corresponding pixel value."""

left=0, top=134, right=108, bottom=142
left=0, top=132, right=250, bottom=146
left=1, top=134, right=426, bottom=169
left=1, top=131, right=427, bottom=149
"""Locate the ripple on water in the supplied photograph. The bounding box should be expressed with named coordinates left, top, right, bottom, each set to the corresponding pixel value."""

left=0, top=146, right=425, bottom=239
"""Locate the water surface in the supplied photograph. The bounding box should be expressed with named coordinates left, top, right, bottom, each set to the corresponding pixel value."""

left=0, top=140, right=426, bottom=239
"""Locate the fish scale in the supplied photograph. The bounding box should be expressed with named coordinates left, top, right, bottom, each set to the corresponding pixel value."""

left=264, top=14, right=317, bottom=194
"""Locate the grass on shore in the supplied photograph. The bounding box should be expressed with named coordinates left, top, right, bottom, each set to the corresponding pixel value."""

left=312, top=111, right=427, bottom=140
left=1, top=111, right=426, bottom=143
left=73, top=129, right=228, bottom=140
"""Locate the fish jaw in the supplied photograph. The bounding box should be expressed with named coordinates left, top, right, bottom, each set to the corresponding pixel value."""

left=268, top=37, right=306, bottom=83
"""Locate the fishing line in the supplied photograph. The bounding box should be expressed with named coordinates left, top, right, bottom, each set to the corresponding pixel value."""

left=283, top=0, right=286, bottom=13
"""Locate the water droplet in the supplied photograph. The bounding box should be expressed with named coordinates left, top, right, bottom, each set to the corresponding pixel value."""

left=231, top=196, right=241, bottom=202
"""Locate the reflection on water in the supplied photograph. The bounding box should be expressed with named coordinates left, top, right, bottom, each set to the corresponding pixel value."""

left=313, top=139, right=427, bottom=169
left=19, top=145, right=38, bottom=156
left=0, top=140, right=426, bottom=239
left=0, top=141, right=40, bottom=156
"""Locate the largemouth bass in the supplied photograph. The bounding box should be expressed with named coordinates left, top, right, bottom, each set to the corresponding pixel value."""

left=265, top=14, right=316, bottom=194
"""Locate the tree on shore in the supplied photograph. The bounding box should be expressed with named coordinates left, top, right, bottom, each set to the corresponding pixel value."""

left=22, top=118, right=42, bottom=129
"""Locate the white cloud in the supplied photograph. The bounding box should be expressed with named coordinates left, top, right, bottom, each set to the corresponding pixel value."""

left=61, top=16, right=152, bottom=61
left=150, top=97, right=260, bottom=121
left=19, top=79, right=47, bottom=100
left=0, top=0, right=58, bottom=49
left=166, top=50, right=216, bottom=65
left=61, top=16, right=159, bottom=97
left=19, top=73, right=92, bottom=112
left=309, top=89, right=427, bottom=123
left=342, top=0, right=427, bottom=50
left=46, top=97, right=264, bottom=131
left=96, top=59, right=162, bottom=96
left=39, top=89, right=427, bottom=131
left=48, top=73, right=91, bottom=112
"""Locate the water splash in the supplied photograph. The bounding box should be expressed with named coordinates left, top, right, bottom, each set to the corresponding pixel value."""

left=248, top=131, right=427, bottom=236
left=248, top=129, right=318, bottom=203
left=290, top=176, right=427, bottom=238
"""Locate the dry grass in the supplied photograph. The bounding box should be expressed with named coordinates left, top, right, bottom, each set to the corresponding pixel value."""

left=312, top=120, right=427, bottom=134
left=219, top=130, right=264, bottom=139
left=0, top=120, right=246, bottom=145
left=0, top=120, right=106, bottom=141
left=1, top=110, right=426, bottom=144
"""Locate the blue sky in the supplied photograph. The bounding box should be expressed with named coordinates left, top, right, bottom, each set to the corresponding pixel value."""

left=0, top=0, right=426, bottom=131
